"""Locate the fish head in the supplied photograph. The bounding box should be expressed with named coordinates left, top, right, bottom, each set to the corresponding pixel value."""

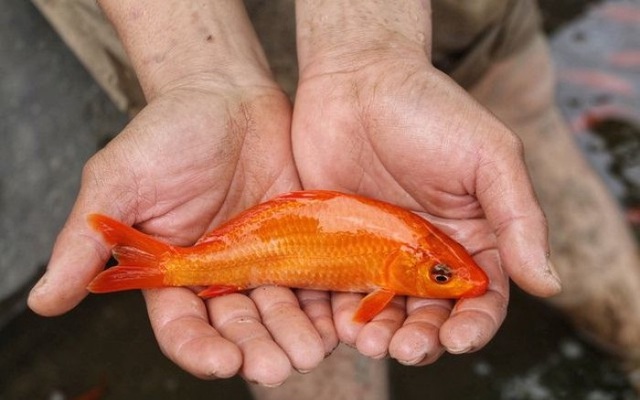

left=416, top=256, right=488, bottom=298
left=395, top=242, right=489, bottom=299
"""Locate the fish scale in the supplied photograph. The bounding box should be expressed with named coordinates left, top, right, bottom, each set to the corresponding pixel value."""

left=169, top=228, right=400, bottom=290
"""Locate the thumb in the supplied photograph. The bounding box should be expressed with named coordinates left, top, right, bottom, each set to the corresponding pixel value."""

left=28, top=155, right=133, bottom=316
left=27, top=212, right=108, bottom=316
left=477, top=134, right=562, bottom=298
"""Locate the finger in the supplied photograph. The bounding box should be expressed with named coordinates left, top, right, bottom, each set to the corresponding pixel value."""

left=331, top=292, right=366, bottom=345
left=296, top=289, right=339, bottom=356
left=27, top=154, right=127, bottom=316
left=27, top=217, right=109, bottom=316
left=208, top=293, right=292, bottom=387
left=440, top=250, right=509, bottom=353
left=355, top=296, right=406, bottom=359
left=476, top=133, right=561, bottom=297
left=144, top=288, right=242, bottom=379
left=440, top=290, right=508, bottom=354
left=388, top=298, right=451, bottom=366
left=250, top=286, right=326, bottom=373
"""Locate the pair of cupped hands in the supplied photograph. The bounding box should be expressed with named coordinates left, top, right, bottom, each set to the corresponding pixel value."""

left=28, top=9, right=560, bottom=388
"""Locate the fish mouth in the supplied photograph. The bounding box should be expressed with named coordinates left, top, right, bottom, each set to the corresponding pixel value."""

left=459, top=270, right=489, bottom=298
left=460, top=281, right=489, bottom=298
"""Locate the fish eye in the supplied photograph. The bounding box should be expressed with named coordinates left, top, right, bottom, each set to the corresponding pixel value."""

left=430, top=263, right=452, bottom=284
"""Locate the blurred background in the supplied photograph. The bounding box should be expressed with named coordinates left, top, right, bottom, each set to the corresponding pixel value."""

left=1, top=0, right=639, bottom=398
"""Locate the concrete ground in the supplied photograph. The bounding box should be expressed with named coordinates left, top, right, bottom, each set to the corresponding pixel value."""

left=0, top=0, right=128, bottom=326
left=1, top=0, right=638, bottom=399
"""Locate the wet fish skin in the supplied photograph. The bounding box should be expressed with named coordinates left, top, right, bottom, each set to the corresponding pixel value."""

left=87, top=190, right=488, bottom=322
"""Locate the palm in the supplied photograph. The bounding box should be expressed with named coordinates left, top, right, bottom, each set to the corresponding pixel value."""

left=293, top=58, right=529, bottom=363
left=296, top=59, right=506, bottom=211
left=98, top=85, right=296, bottom=241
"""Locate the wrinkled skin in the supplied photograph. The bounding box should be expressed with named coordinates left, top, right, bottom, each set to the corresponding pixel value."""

left=292, top=51, right=558, bottom=364
left=28, top=0, right=560, bottom=387
left=28, top=77, right=336, bottom=385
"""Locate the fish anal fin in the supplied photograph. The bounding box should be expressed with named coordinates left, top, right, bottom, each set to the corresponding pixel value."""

left=197, top=285, right=239, bottom=299
left=352, top=289, right=396, bottom=323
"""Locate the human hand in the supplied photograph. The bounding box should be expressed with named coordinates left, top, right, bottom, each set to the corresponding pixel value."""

left=28, top=0, right=332, bottom=386
left=293, top=0, right=561, bottom=365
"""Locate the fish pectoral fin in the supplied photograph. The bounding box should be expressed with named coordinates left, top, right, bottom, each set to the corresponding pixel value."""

left=352, top=288, right=396, bottom=323
left=197, top=285, right=238, bottom=299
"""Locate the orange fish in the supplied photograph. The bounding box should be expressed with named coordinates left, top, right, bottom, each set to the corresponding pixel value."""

left=87, top=190, right=488, bottom=322
left=70, top=378, right=107, bottom=400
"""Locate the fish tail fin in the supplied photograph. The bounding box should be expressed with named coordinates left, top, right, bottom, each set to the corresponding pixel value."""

left=87, top=214, right=170, bottom=293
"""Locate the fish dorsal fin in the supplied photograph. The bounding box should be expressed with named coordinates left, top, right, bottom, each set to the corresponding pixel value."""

left=194, top=192, right=333, bottom=245
left=194, top=232, right=227, bottom=246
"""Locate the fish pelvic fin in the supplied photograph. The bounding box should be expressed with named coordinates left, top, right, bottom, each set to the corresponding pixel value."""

left=197, top=285, right=239, bottom=298
left=87, top=214, right=170, bottom=293
left=352, top=288, right=396, bottom=323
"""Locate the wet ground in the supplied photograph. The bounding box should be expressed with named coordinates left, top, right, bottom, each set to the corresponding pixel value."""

left=2, top=0, right=640, bottom=399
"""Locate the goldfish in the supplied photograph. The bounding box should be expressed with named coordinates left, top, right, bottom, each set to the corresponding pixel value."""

left=70, top=377, right=107, bottom=400
left=87, top=190, right=488, bottom=322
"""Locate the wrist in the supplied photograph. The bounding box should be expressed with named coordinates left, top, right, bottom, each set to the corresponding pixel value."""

left=295, top=0, right=432, bottom=78
left=98, top=0, right=274, bottom=99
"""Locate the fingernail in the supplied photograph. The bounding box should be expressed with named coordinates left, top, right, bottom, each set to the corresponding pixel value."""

left=296, top=368, right=311, bottom=374
left=546, top=259, right=562, bottom=291
left=30, top=273, right=49, bottom=294
left=257, top=380, right=285, bottom=388
left=447, top=346, right=472, bottom=355
left=370, top=351, right=388, bottom=360
left=397, top=354, right=424, bottom=366
left=325, top=343, right=339, bottom=357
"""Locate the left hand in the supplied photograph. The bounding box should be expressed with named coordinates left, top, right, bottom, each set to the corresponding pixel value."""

left=292, top=0, right=560, bottom=365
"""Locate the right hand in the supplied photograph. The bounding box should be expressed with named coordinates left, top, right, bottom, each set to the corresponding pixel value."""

left=28, top=73, right=336, bottom=386
left=30, top=0, right=340, bottom=386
